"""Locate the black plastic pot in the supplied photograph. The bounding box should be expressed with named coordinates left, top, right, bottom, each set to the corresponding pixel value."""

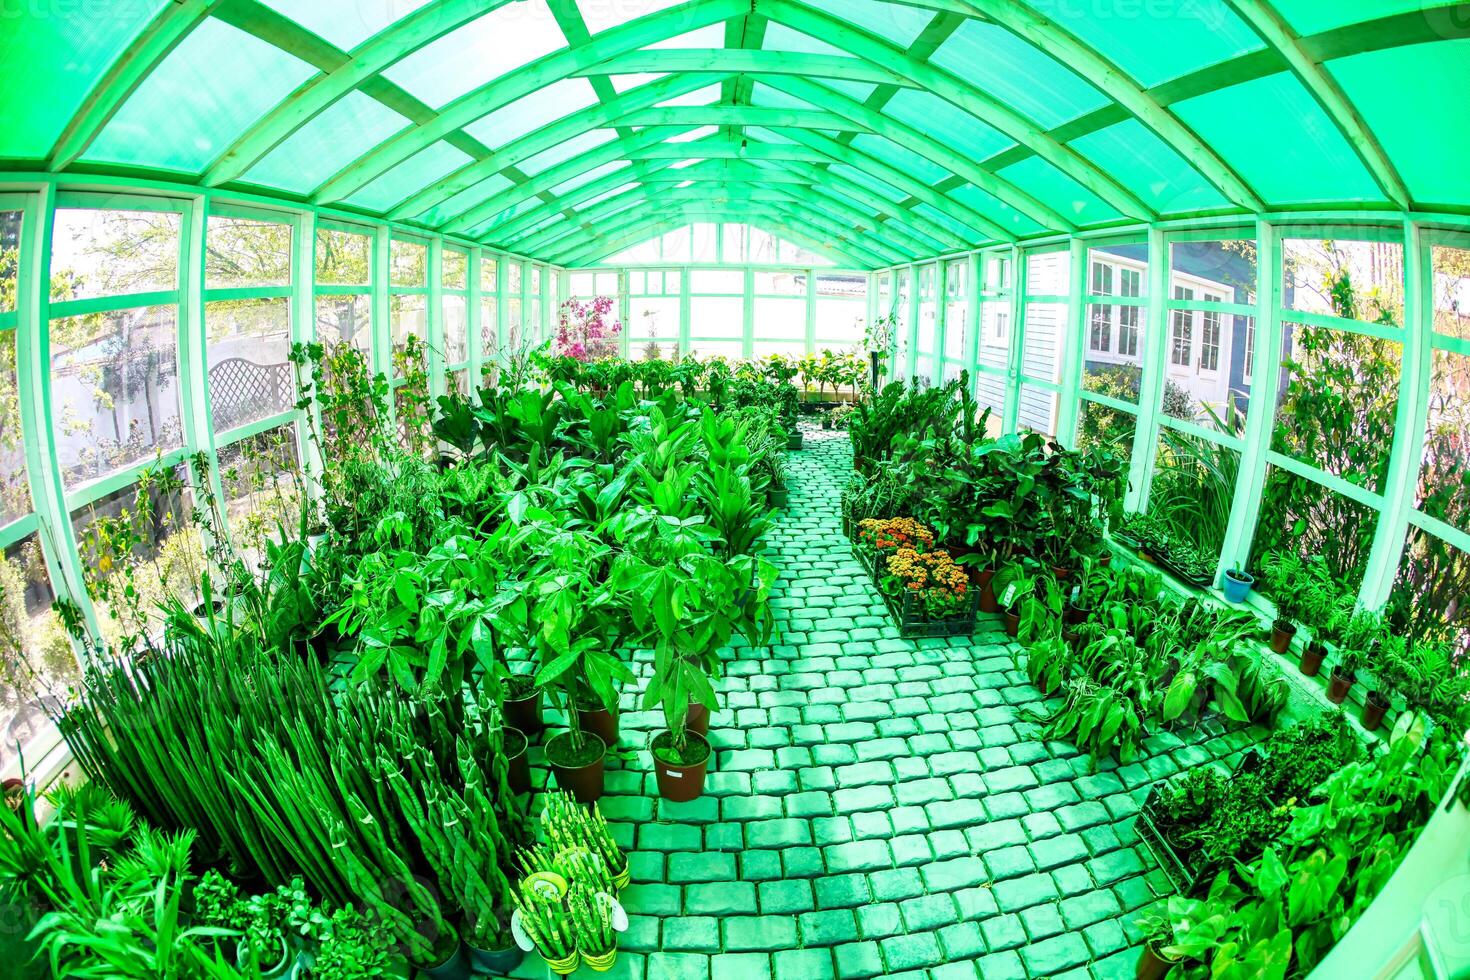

left=652, top=730, right=711, bottom=802
left=504, top=677, right=542, bottom=736
left=576, top=699, right=618, bottom=748
left=1003, top=609, right=1020, bottom=638
left=546, top=731, right=607, bottom=803
left=503, top=726, right=531, bottom=794
left=1362, top=689, right=1390, bottom=731
left=465, top=942, right=524, bottom=976
left=1136, top=941, right=1180, bottom=980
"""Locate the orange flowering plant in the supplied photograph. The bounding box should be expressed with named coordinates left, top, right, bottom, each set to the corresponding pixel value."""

left=855, top=517, right=935, bottom=559
left=881, top=547, right=971, bottom=619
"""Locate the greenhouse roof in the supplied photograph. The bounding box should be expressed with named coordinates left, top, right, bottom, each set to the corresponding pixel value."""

left=4, top=0, right=1469, bottom=268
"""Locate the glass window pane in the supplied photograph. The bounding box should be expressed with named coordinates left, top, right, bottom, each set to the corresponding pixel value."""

left=1418, top=348, right=1470, bottom=535
left=316, top=294, right=371, bottom=351
left=0, top=330, right=31, bottom=523
left=1170, top=237, right=1256, bottom=303
left=315, top=228, right=371, bottom=286
left=1283, top=236, right=1404, bottom=326
left=1432, top=244, right=1470, bottom=340
left=1254, top=464, right=1380, bottom=592
left=51, top=306, right=182, bottom=486
left=206, top=298, right=292, bottom=432
left=692, top=270, right=743, bottom=293
left=0, top=532, right=73, bottom=773
left=815, top=274, right=867, bottom=346
left=754, top=271, right=805, bottom=296
left=507, top=262, right=522, bottom=293
left=206, top=215, right=291, bottom=289
left=1018, top=383, right=1059, bottom=437
left=390, top=238, right=427, bottom=288
left=630, top=298, right=679, bottom=342
left=50, top=208, right=180, bottom=302
left=753, top=297, right=804, bottom=341
left=218, top=424, right=302, bottom=560
left=1085, top=245, right=1147, bottom=399
left=0, top=210, right=20, bottom=313
left=482, top=256, right=499, bottom=295
left=443, top=295, right=467, bottom=364
left=1022, top=250, right=1070, bottom=384
left=689, top=297, right=743, bottom=341
left=976, top=371, right=1006, bottom=418
left=1078, top=399, right=1136, bottom=466
left=944, top=259, right=967, bottom=363
left=442, top=248, right=468, bottom=290
left=73, top=467, right=200, bottom=649
left=1271, top=321, right=1400, bottom=492
left=1147, top=428, right=1242, bottom=559
left=1392, top=525, right=1470, bottom=645
left=392, top=294, right=427, bottom=351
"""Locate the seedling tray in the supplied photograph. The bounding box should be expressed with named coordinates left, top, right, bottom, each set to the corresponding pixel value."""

left=880, top=586, right=978, bottom=639
left=1136, top=799, right=1214, bottom=896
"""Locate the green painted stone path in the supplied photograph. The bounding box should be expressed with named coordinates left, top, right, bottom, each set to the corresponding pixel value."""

left=514, top=426, right=1261, bottom=980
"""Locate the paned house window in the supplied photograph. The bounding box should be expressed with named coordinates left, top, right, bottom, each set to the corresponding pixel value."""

left=1089, top=261, right=1113, bottom=352
left=1171, top=285, right=1194, bottom=366
left=1243, top=317, right=1256, bottom=383
left=1200, top=307, right=1222, bottom=372
left=1119, top=268, right=1141, bottom=357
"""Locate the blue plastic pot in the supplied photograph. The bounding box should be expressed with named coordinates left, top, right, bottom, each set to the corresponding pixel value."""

left=1221, top=569, right=1254, bottom=604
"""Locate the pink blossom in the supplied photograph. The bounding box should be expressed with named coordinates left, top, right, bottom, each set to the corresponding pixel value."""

left=554, top=296, right=622, bottom=361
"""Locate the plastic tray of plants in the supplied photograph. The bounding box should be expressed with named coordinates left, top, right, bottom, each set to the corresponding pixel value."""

left=881, top=586, right=979, bottom=639
left=1137, top=751, right=1265, bottom=895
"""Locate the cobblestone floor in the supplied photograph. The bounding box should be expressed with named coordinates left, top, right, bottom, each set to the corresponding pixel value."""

left=517, top=425, right=1260, bottom=980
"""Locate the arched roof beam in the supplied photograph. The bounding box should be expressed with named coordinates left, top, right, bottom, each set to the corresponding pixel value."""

left=390, top=72, right=727, bottom=220
left=47, top=0, right=226, bottom=170
left=443, top=125, right=695, bottom=237
left=617, top=106, right=868, bottom=132
left=579, top=49, right=916, bottom=88
left=312, top=0, right=749, bottom=204
left=1221, top=0, right=1411, bottom=210
left=765, top=0, right=1157, bottom=222
left=556, top=211, right=875, bottom=268
left=761, top=75, right=1074, bottom=233
left=962, top=0, right=1263, bottom=213
left=204, top=0, right=505, bottom=186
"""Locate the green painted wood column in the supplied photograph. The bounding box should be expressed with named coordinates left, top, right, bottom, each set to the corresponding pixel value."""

left=1123, top=226, right=1169, bottom=512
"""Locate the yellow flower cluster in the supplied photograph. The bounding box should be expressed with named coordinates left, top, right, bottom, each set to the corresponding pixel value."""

left=856, top=517, right=935, bottom=556
left=883, top=547, right=970, bottom=619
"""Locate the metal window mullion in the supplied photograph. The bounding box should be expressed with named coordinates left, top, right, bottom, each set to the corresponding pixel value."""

left=520, top=261, right=532, bottom=345
left=178, top=197, right=229, bottom=560
left=427, top=237, right=446, bottom=400
left=1055, top=238, right=1088, bottom=447
left=677, top=270, right=690, bottom=356
left=371, top=226, right=392, bottom=380
left=805, top=268, right=816, bottom=356
left=1359, top=220, right=1429, bottom=610
left=15, top=186, right=99, bottom=657
left=1002, top=246, right=1025, bottom=432
left=467, top=247, right=483, bottom=383
left=494, top=254, right=509, bottom=371
left=906, top=263, right=920, bottom=379
left=742, top=267, right=754, bottom=359
left=965, top=252, right=981, bottom=403
left=1217, top=219, right=1284, bottom=577
left=1124, top=225, right=1169, bottom=512
left=932, top=260, right=947, bottom=387
left=618, top=269, right=632, bottom=359
left=292, top=210, right=324, bottom=505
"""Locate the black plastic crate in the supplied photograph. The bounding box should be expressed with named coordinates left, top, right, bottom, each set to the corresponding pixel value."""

left=880, top=586, right=979, bottom=640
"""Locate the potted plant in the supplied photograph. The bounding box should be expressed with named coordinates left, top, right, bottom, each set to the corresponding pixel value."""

left=236, top=891, right=294, bottom=980
left=1327, top=651, right=1359, bottom=705
left=569, top=883, right=618, bottom=972
left=1220, top=567, right=1254, bottom=604
left=310, top=908, right=412, bottom=980
left=513, top=887, right=579, bottom=976
left=504, top=672, right=542, bottom=736
left=1261, top=551, right=1310, bottom=659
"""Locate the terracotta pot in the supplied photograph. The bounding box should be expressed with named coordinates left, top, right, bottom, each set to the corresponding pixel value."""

left=1299, top=643, right=1326, bottom=678
left=687, top=700, right=710, bottom=737
left=652, top=731, right=711, bottom=802
left=577, top=702, right=619, bottom=748
left=1326, top=665, right=1356, bottom=704
left=977, top=568, right=998, bottom=613
left=1049, top=564, right=1073, bottom=581
left=546, top=731, right=607, bottom=803
left=1003, top=609, right=1020, bottom=638
left=504, top=680, right=543, bottom=736
left=1270, top=620, right=1297, bottom=655
left=1063, top=603, right=1089, bottom=626
left=503, top=727, right=531, bottom=795
left=1361, top=690, right=1390, bottom=731
left=1136, top=942, right=1179, bottom=980
left=1100, top=552, right=1113, bottom=568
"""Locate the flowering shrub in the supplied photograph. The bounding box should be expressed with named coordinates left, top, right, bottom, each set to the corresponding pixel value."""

left=882, top=548, right=970, bottom=619
left=855, top=517, right=934, bottom=557
left=554, top=296, right=621, bottom=362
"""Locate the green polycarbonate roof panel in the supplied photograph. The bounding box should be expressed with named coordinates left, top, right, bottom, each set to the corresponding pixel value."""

left=260, top=0, right=433, bottom=51
left=1271, top=0, right=1466, bottom=36
left=380, top=0, right=568, bottom=109
left=830, top=164, right=905, bottom=204
left=243, top=92, right=410, bottom=195
left=997, top=157, right=1121, bottom=224
left=851, top=135, right=952, bottom=186
left=884, top=90, right=1013, bottom=161
left=914, top=202, right=987, bottom=241
left=610, top=73, right=669, bottom=93
left=948, top=187, right=1046, bottom=237
left=343, top=141, right=474, bottom=213
left=412, top=174, right=517, bottom=227
left=647, top=24, right=729, bottom=50
left=519, top=130, right=619, bottom=177
left=0, top=1, right=163, bottom=160
left=1069, top=120, right=1229, bottom=214
left=657, top=84, right=725, bottom=107
left=1025, top=0, right=1263, bottom=87
left=804, top=0, right=937, bottom=49
left=581, top=0, right=684, bottom=34
left=930, top=20, right=1108, bottom=130
left=1171, top=71, right=1382, bottom=205
left=1329, top=39, right=1470, bottom=207
left=86, top=19, right=317, bottom=174
left=465, top=79, right=600, bottom=147
left=553, top=161, right=630, bottom=197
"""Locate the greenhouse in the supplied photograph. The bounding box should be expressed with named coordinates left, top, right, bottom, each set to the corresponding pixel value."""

left=2, top=0, right=1470, bottom=977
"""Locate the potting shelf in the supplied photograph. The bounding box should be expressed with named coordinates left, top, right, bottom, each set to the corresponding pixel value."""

left=511, top=426, right=1272, bottom=980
